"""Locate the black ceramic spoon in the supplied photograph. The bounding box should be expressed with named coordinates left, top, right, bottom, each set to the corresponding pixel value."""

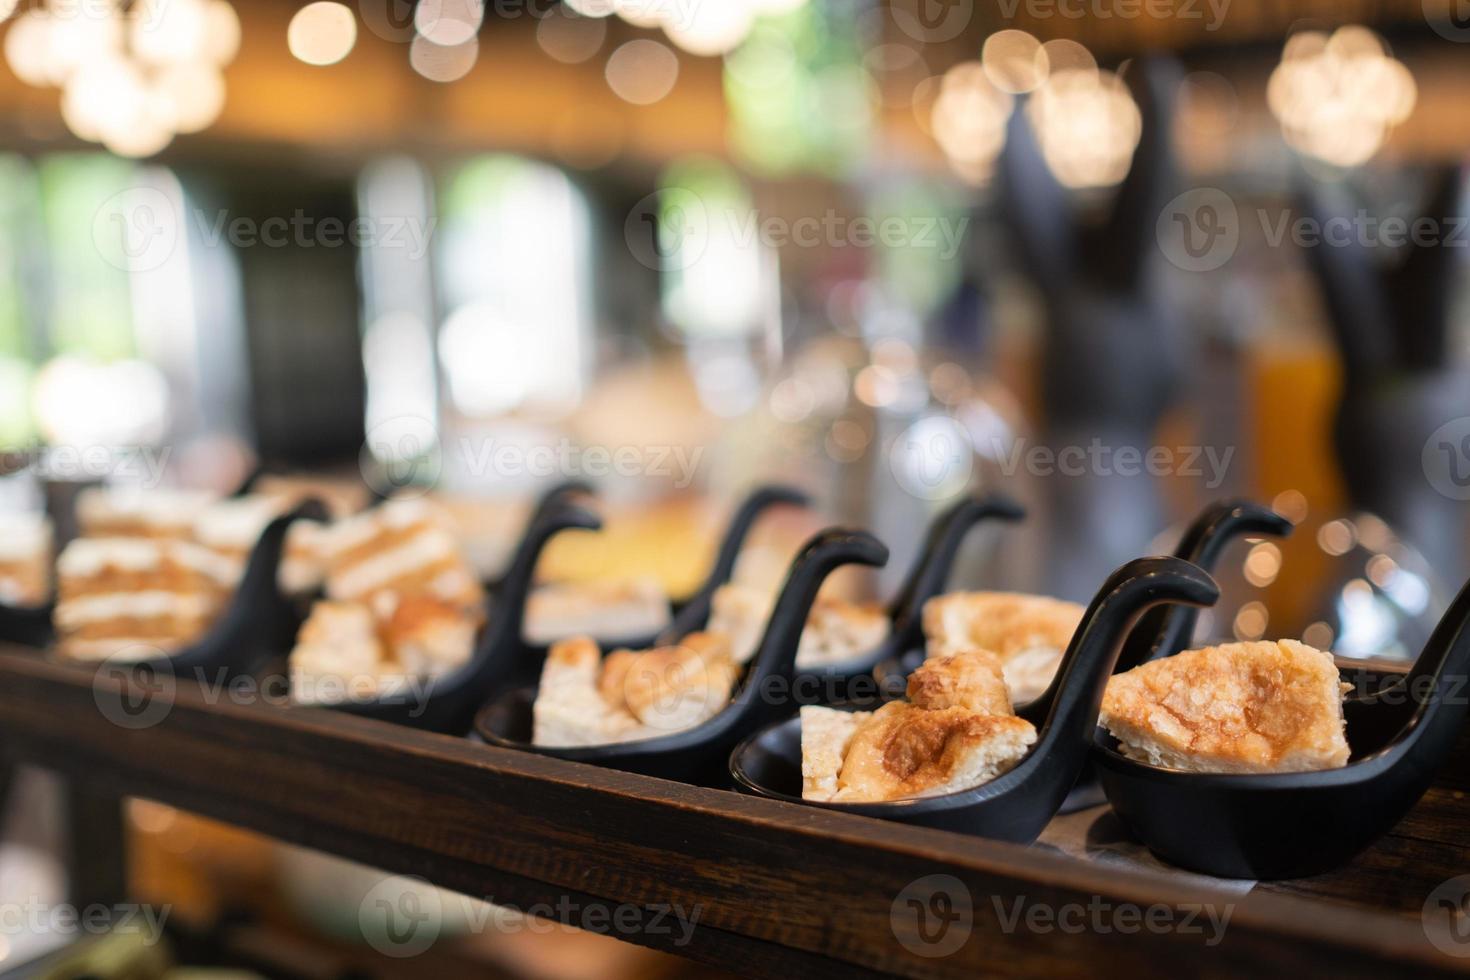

left=682, top=493, right=1022, bottom=700
left=804, top=494, right=1025, bottom=685
left=0, top=596, right=55, bottom=648
left=1110, top=499, right=1294, bottom=673
left=324, top=501, right=601, bottom=735
left=728, top=557, right=1218, bottom=840
left=871, top=498, right=1292, bottom=706
left=655, top=484, right=811, bottom=642
left=483, top=480, right=593, bottom=592
left=86, top=499, right=329, bottom=678
left=1093, top=570, right=1470, bottom=880
left=475, top=527, right=889, bottom=784
left=524, top=484, right=810, bottom=656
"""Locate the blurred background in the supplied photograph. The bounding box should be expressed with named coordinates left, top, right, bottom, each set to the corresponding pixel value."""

left=0, top=0, right=1468, bottom=976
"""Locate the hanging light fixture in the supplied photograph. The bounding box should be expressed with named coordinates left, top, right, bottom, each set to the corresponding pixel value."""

left=3, top=0, right=242, bottom=158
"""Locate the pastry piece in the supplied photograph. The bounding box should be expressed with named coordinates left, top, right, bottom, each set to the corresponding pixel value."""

left=906, top=648, right=1013, bottom=715
left=321, top=499, right=482, bottom=616
left=54, top=537, right=238, bottom=660
left=0, top=511, right=52, bottom=605
left=800, top=704, right=865, bottom=801
left=192, top=494, right=326, bottom=595
left=707, top=583, right=890, bottom=668
left=289, top=601, right=395, bottom=705
left=532, top=636, right=647, bottom=748
left=76, top=486, right=217, bottom=540
left=288, top=595, right=480, bottom=705
left=382, top=593, right=480, bottom=676
left=1100, top=639, right=1352, bottom=774
left=524, top=577, right=671, bottom=646
left=531, top=632, right=737, bottom=747
left=922, top=592, right=1084, bottom=703
left=801, top=651, right=1036, bottom=803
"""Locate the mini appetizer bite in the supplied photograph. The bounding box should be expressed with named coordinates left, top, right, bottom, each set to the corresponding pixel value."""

left=800, top=650, right=1036, bottom=803
left=1100, top=639, right=1351, bottom=774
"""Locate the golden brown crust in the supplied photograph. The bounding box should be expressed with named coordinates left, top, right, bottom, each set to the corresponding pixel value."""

left=1100, top=639, right=1351, bottom=773
left=922, top=591, right=1083, bottom=661
left=905, top=649, right=1013, bottom=715
left=800, top=649, right=1035, bottom=803
left=834, top=702, right=1035, bottom=802
left=534, top=632, right=737, bottom=746
left=921, top=591, right=1083, bottom=703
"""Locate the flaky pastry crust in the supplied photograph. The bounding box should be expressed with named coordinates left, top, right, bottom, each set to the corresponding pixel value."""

left=1100, top=639, right=1351, bottom=773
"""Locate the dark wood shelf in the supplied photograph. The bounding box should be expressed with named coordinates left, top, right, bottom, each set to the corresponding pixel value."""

left=1, top=648, right=1466, bottom=978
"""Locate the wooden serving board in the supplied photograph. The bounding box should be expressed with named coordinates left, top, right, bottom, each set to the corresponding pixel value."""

left=0, top=648, right=1465, bottom=978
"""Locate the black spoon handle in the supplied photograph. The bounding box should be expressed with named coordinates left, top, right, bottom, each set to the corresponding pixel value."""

left=526, top=480, right=595, bottom=533
left=483, top=479, right=595, bottom=591
left=158, top=498, right=331, bottom=675
left=1394, top=569, right=1470, bottom=749
left=727, top=528, right=888, bottom=728
left=884, top=494, right=1025, bottom=650
left=660, top=484, right=810, bottom=643
left=420, top=501, right=602, bottom=733
left=1113, top=500, right=1292, bottom=674
left=480, top=502, right=601, bottom=664
left=1022, top=557, right=1219, bottom=769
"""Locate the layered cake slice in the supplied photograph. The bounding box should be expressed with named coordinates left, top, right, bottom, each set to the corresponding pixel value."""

left=320, top=499, right=483, bottom=617
left=54, top=537, right=239, bottom=660
left=76, top=486, right=217, bottom=540
left=0, top=512, right=53, bottom=606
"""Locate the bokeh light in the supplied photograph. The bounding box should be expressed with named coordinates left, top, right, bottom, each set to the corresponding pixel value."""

left=930, top=61, right=1011, bottom=185
left=1026, top=65, right=1141, bottom=189
left=410, top=35, right=479, bottom=82
left=1267, top=25, right=1415, bottom=167
left=287, top=1, right=357, bottom=67
left=605, top=39, right=679, bottom=105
